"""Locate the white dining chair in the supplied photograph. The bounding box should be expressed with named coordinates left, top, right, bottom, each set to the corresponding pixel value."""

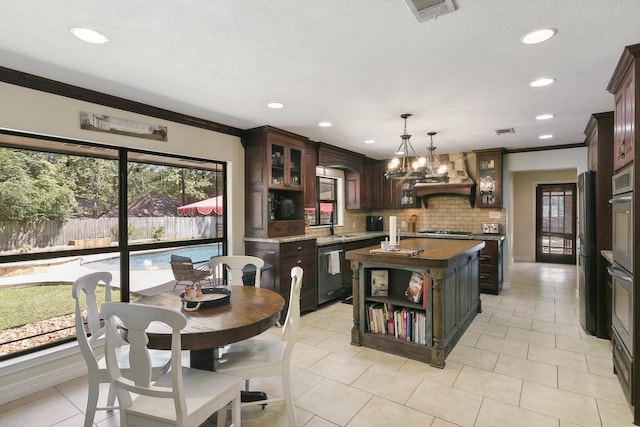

left=209, top=255, right=264, bottom=287
left=72, top=272, right=171, bottom=427
left=214, top=266, right=303, bottom=427
left=101, top=301, right=242, bottom=427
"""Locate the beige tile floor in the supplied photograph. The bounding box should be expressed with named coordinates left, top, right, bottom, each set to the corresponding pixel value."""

left=0, top=262, right=634, bottom=426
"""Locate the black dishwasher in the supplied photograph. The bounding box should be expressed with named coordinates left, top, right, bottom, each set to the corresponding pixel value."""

left=317, top=245, right=344, bottom=304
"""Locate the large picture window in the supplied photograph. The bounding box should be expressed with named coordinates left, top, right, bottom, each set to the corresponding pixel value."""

left=0, top=131, right=227, bottom=359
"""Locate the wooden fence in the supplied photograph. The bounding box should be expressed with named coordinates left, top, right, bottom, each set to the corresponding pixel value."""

left=0, top=216, right=223, bottom=252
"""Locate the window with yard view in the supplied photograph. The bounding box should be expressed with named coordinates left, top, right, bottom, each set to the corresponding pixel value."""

left=0, top=131, right=227, bottom=359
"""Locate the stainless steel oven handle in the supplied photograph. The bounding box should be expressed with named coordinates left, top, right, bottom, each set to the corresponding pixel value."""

left=607, top=265, right=633, bottom=282
left=609, top=196, right=633, bottom=203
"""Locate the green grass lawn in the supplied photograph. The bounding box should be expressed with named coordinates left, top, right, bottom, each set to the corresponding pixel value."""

left=0, top=283, right=122, bottom=329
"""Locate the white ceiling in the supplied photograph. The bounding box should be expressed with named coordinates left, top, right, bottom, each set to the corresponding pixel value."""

left=1, top=1, right=639, bottom=159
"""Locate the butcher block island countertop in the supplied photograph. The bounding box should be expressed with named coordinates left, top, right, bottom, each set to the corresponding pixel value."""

left=346, top=238, right=485, bottom=368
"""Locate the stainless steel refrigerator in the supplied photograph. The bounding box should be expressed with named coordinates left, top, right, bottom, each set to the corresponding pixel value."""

left=578, top=171, right=596, bottom=334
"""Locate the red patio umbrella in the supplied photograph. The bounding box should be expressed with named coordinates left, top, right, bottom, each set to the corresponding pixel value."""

left=177, top=196, right=223, bottom=216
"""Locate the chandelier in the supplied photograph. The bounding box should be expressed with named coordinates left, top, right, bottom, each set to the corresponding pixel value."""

left=384, top=114, right=449, bottom=183
left=422, top=131, right=449, bottom=183
left=384, top=114, right=427, bottom=180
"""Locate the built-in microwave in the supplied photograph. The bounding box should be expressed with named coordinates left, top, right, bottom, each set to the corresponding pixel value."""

left=610, top=167, right=633, bottom=274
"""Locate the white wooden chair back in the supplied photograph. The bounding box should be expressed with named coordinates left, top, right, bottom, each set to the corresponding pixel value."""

left=209, top=255, right=264, bottom=286
left=72, top=272, right=117, bottom=427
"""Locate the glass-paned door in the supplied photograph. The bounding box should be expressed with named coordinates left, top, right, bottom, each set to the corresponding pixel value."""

left=536, top=183, right=576, bottom=264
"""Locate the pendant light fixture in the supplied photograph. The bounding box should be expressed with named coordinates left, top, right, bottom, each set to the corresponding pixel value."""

left=385, top=114, right=427, bottom=180
left=422, top=131, right=449, bottom=183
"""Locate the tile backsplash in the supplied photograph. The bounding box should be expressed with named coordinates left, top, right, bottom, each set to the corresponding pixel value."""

left=307, top=195, right=506, bottom=236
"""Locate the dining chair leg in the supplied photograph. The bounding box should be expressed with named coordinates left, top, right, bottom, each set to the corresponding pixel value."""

left=282, top=367, right=296, bottom=427
left=231, top=392, right=241, bottom=427
left=84, top=373, right=99, bottom=427
left=215, top=407, right=226, bottom=427
left=106, top=384, right=117, bottom=407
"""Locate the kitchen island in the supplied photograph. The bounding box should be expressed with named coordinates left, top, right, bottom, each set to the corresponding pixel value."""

left=346, top=238, right=485, bottom=368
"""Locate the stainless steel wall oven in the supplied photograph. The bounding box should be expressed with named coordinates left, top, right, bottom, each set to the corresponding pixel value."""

left=609, top=166, right=633, bottom=357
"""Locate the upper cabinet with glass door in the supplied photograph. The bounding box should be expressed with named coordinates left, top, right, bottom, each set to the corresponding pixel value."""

left=269, top=138, right=303, bottom=190
left=474, top=148, right=504, bottom=208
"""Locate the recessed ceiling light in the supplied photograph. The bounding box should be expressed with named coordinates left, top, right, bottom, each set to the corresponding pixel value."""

left=70, top=27, right=109, bottom=44
left=522, top=28, right=557, bottom=45
left=536, top=114, right=554, bottom=120
left=364, top=139, right=375, bottom=144
left=395, top=150, right=404, bottom=155
left=267, top=102, right=284, bottom=109
left=530, top=77, right=555, bottom=87
left=318, top=122, right=332, bottom=127
left=539, top=134, right=554, bottom=139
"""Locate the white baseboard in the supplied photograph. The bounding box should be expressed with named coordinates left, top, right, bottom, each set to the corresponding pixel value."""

left=513, top=256, right=534, bottom=262
left=0, top=343, right=87, bottom=406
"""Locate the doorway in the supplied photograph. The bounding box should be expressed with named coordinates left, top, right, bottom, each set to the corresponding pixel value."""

left=535, top=183, right=576, bottom=264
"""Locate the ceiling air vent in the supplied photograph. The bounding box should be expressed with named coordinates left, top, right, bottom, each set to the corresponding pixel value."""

left=495, top=128, right=515, bottom=135
left=403, top=0, right=456, bottom=22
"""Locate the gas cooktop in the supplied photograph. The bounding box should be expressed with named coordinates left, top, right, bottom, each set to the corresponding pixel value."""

left=416, top=230, right=472, bottom=237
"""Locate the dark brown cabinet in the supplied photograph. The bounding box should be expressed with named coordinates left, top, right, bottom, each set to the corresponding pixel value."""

left=606, top=43, right=640, bottom=421
left=373, top=160, right=418, bottom=209
left=474, top=148, right=504, bottom=208
left=318, top=143, right=374, bottom=210
left=303, top=141, right=318, bottom=210
left=585, top=112, right=614, bottom=339
left=608, top=45, right=638, bottom=172
left=244, top=126, right=307, bottom=238
left=360, top=159, right=377, bottom=209
left=345, top=170, right=361, bottom=210
left=479, top=238, right=504, bottom=295
left=245, top=239, right=317, bottom=322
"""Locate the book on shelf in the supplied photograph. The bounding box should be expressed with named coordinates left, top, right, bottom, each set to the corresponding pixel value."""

left=364, top=301, right=427, bottom=345
left=370, top=269, right=389, bottom=296
left=405, top=271, right=424, bottom=304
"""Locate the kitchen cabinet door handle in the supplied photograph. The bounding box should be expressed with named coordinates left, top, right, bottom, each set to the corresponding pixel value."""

left=609, top=196, right=632, bottom=203
left=607, top=265, right=632, bottom=282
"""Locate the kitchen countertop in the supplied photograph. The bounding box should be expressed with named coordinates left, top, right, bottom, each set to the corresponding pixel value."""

left=245, top=231, right=505, bottom=245
left=345, top=237, right=485, bottom=268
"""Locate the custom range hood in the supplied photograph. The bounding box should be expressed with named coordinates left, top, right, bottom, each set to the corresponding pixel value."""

left=412, top=152, right=475, bottom=207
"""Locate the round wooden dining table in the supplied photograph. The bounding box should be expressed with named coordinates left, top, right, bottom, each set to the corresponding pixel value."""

left=133, top=285, right=285, bottom=371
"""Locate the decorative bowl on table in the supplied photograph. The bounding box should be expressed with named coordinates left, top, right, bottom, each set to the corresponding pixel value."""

left=180, top=287, right=231, bottom=311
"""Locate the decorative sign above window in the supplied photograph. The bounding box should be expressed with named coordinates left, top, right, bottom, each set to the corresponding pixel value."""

left=79, top=111, right=167, bottom=141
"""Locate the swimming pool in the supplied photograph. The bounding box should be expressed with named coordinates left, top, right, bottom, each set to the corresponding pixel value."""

left=84, top=244, right=222, bottom=271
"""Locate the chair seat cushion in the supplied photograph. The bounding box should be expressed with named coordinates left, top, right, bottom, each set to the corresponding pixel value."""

left=126, top=367, right=240, bottom=423
left=170, top=254, right=192, bottom=263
